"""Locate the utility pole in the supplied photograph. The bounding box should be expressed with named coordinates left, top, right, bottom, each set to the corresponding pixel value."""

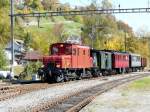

left=148, top=37, right=150, bottom=68
left=91, top=26, right=95, bottom=48
left=37, top=17, right=40, bottom=28
left=124, top=31, right=127, bottom=52
left=10, top=0, right=14, bottom=74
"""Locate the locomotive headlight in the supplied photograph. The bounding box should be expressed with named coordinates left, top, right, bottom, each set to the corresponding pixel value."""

left=56, top=64, right=60, bottom=68
left=60, top=44, right=63, bottom=47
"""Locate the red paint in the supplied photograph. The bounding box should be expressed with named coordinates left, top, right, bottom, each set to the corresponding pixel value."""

left=113, top=53, right=129, bottom=68
left=141, top=57, right=147, bottom=67
left=43, top=43, right=92, bottom=69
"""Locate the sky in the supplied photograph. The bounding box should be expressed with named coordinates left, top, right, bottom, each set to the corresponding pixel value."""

left=59, top=0, right=150, bottom=32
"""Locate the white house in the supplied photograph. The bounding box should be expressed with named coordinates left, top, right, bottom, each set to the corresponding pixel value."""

left=5, top=39, right=25, bottom=65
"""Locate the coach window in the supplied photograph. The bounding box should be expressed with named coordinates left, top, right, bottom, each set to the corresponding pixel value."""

left=125, top=56, right=128, bottom=61
left=117, top=55, right=119, bottom=60
left=137, top=57, right=140, bottom=62
left=124, top=56, right=126, bottom=61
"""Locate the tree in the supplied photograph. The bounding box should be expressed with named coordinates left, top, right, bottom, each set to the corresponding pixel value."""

left=0, top=47, right=7, bottom=69
left=101, top=0, right=112, bottom=9
left=117, top=20, right=134, bottom=36
left=52, top=23, right=64, bottom=40
left=24, top=32, right=32, bottom=51
left=24, top=0, right=43, bottom=11
left=19, top=61, right=42, bottom=80
left=0, top=0, right=9, bottom=8
left=73, top=15, right=83, bottom=23
left=0, top=0, right=10, bottom=44
left=41, top=0, right=59, bottom=11
left=30, top=0, right=43, bottom=10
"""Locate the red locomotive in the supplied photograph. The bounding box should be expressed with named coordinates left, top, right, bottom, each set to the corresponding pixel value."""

left=38, top=42, right=147, bottom=82
left=39, top=43, right=93, bottom=82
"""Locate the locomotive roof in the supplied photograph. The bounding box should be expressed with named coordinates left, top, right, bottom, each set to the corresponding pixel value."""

left=51, top=43, right=90, bottom=48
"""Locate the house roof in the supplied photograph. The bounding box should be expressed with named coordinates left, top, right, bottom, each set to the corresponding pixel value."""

left=14, top=39, right=24, bottom=46
left=5, top=39, right=25, bottom=52
left=23, top=51, right=43, bottom=60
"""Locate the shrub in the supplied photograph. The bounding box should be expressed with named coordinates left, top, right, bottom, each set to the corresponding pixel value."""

left=19, top=61, right=42, bottom=80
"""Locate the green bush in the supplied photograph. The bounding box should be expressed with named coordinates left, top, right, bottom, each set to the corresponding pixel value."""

left=19, top=61, right=42, bottom=80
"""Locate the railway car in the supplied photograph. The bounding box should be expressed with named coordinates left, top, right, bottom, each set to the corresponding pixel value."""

left=112, top=51, right=130, bottom=73
left=91, top=49, right=112, bottom=76
left=129, top=54, right=141, bottom=71
left=38, top=43, right=93, bottom=82
left=141, top=57, right=147, bottom=70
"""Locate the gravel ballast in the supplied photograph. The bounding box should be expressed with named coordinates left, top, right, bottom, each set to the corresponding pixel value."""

left=0, top=72, right=148, bottom=112
left=80, top=75, right=150, bottom=112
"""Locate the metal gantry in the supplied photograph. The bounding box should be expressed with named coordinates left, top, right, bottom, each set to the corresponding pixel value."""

left=12, top=7, right=150, bottom=17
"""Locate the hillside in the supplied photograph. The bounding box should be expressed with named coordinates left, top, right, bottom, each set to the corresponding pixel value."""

left=20, top=16, right=83, bottom=54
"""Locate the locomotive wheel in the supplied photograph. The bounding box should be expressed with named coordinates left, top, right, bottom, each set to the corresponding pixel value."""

left=93, top=71, right=101, bottom=77
left=54, top=74, right=64, bottom=83
left=64, top=75, right=69, bottom=82
left=76, top=76, right=82, bottom=80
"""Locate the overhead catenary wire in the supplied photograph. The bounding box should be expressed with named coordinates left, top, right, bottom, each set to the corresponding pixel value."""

left=11, top=7, right=150, bottom=18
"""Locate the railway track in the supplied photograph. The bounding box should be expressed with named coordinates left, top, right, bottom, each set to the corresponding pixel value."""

left=28, top=73, right=150, bottom=112
left=0, top=72, right=149, bottom=112
left=0, top=77, right=101, bottom=102
left=0, top=74, right=124, bottom=102
left=0, top=83, right=48, bottom=101
left=0, top=82, right=70, bottom=101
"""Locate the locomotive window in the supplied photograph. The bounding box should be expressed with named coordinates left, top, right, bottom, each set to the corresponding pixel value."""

left=52, top=47, right=58, bottom=54
left=83, top=50, right=86, bottom=55
left=72, top=48, right=76, bottom=55
left=65, top=47, right=72, bottom=55
left=77, top=48, right=79, bottom=55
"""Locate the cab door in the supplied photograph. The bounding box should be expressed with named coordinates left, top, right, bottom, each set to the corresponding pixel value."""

left=71, top=46, right=78, bottom=68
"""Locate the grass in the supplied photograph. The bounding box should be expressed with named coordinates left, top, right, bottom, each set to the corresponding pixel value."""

left=13, top=66, right=24, bottom=76
left=126, top=76, right=150, bottom=90
left=24, top=17, right=83, bottom=36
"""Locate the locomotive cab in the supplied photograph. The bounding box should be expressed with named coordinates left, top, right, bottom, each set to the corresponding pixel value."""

left=39, top=43, right=92, bottom=82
